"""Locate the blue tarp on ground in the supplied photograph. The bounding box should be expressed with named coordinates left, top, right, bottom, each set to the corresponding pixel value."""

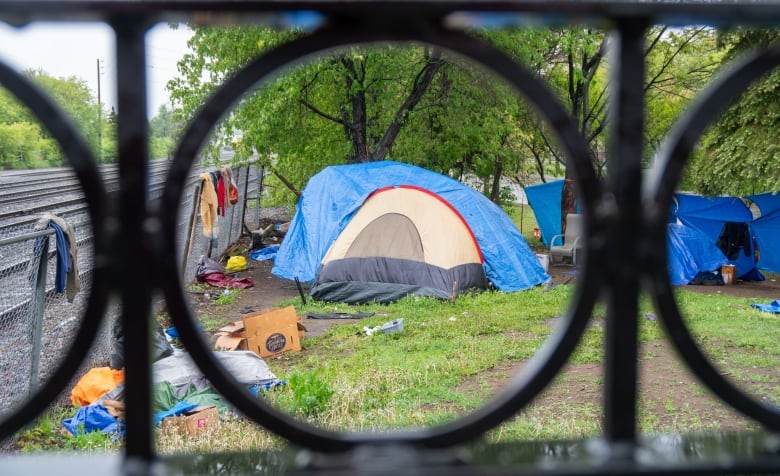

left=272, top=161, right=550, bottom=293
left=751, top=300, right=780, bottom=313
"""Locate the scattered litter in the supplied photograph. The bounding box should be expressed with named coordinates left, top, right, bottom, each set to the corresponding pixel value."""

left=751, top=300, right=780, bottom=313
left=164, top=326, right=203, bottom=341
left=645, top=313, right=657, bottom=321
left=249, top=245, right=280, bottom=262
left=154, top=400, right=198, bottom=426
left=239, top=306, right=260, bottom=314
left=160, top=405, right=220, bottom=437
left=196, top=255, right=254, bottom=289
left=248, top=381, right=287, bottom=395
left=71, top=367, right=125, bottom=407
left=306, top=311, right=375, bottom=320
left=545, top=274, right=575, bottom=292
left=225, top=255, right=248, bottom=272
left=448, top=317, right=457, bottom=322
left=199, top=272, right=254, bottom=289
left=62, top=403, right=125, bottom=438
left=364, top=318, right=404, bottom=336
left=214, top=306, right=304, bottom=357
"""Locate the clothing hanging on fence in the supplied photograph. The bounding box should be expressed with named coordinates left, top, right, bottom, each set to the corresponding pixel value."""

left=31, top=213, right=81, bottom=302
left=199, top=173, right=219, bottom=240
left=215, top=167, right=237, bottom=216
left=217, top=173, right=227, bottom=216
left=225, top=166, right=239, bottom=205
left=222, top=166, right=238, bottom=205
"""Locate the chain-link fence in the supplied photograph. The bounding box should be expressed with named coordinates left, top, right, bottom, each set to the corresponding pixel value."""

left=0, top=162, right=265, bottom=418
left=177, top=163, right=266, bottom=282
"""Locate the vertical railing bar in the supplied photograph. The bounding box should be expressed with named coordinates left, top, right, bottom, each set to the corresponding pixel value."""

left=28, top=236, right=49, bottom=394
left=602, top=17, right=649, bottom=449
left=112, top=15, right=155, bottom=464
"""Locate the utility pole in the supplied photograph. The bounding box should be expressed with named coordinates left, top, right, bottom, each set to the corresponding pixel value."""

left=96, top=58, right=103, bottom=162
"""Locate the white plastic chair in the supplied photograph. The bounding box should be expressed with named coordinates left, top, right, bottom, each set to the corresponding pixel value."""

left=549, top=213, right=583, bottom=265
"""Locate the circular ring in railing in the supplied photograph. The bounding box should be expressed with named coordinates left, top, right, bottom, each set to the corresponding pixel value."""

left=0, top=61, right=109, bottom=439
left=646, top=45, right=780, bottom=430
left=159, top=24, right=602, bottom=451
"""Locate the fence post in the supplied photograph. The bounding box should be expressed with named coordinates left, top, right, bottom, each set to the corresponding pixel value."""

left=225, top=187, right=235, bottom=252
left=29, top=235, right=49, bottom=394
left=240, top=165, right=251, bottom=234
left=182, top=183, right=201, bottom=279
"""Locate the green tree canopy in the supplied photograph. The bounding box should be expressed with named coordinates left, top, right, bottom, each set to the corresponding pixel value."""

left=0, top=69, right=113, bottom=168
left=685, top=29, right=780, bottom=195
left=168, top=25, right=724, bottom=209
left=169, top=26, right=577, bottom=206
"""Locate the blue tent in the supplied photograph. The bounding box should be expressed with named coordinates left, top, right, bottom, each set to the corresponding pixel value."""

left=272, top=161, right=550, bottom=302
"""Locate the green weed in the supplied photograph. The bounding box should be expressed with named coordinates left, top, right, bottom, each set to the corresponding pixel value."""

left=281, top=370, right=335, bottom=418
left=214, top=289, right=239, bottom=305
left=14, top=408, right=120, bottom=453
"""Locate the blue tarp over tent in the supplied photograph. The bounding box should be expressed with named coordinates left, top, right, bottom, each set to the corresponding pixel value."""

left=272, top=161, right=550, bottom=294
left=524, top=179, right=564, bottom=248
left=672, top=194, right=761, bottom=280
left=666, top=222, right=728, bottom=285
left=746, top=192, right=780, bottom=275
left=524, top=185, right=779, bottom=284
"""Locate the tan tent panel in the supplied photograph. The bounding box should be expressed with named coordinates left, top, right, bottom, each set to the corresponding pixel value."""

left=321, top=186, right=482, bottom=269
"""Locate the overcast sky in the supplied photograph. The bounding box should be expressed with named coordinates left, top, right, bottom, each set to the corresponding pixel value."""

left=0, top=21, right=193, bottom=117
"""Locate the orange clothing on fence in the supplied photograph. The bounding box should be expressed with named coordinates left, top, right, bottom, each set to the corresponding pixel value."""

left=199, top=173, right=219, bottom=238
left=71, top=367, right=125, bottom=406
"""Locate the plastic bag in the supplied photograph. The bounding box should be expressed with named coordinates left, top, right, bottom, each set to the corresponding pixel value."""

left=226, top=255, right=247, bottom=272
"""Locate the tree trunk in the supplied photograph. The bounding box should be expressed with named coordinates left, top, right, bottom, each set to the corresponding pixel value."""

left=561, top=175, right=577, bottom=234
left=490, top=155, right=504, bottom=203
left=341, top=57, right=370, bottom=163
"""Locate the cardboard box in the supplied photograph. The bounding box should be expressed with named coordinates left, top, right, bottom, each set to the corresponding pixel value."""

left=161, top=406, right=219, bottom=437
left=297, top=316, right=307, bottom=341
left=214, top=306, right=304, bottom=358
left=243, top=306, right=301, bottom=358
left=215, top=320, right=247, bottom=351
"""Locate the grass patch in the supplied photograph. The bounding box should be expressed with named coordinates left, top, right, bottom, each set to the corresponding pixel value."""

left=14, top=408, right=121, bottom=453
left=16, top=270, right=780, bottom=455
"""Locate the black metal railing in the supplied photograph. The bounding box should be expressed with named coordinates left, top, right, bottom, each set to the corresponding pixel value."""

left=3, top=1, right=780, bottom=474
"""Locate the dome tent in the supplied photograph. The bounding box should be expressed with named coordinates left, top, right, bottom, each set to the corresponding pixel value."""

left=272, top=161, right=550, bottom=303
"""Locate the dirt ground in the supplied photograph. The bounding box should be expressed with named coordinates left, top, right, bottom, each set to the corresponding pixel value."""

left=191, top=244, right=780, bottom=433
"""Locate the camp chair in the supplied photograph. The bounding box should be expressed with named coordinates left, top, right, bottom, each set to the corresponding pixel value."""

left=549, top=213, right=583, bottom=265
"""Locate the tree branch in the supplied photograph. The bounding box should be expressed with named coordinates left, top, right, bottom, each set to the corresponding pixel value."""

left=265, top=163, right=301, bottom=198
left=372, top=51, right=444, bottom=160
left=299, top=99, right=346, bottom=125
